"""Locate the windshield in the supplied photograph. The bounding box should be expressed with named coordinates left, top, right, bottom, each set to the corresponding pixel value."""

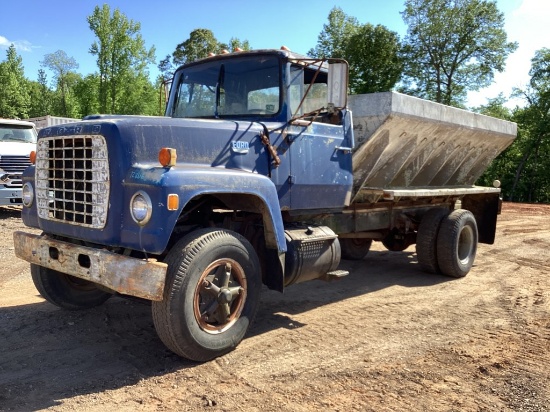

left=171, top=55, right=281, bottom=118
left=0, top=125, right=36, bottom=143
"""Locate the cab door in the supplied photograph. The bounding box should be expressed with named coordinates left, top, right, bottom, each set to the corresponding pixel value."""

left=286, top=119, right=352, bottom=210
left=284, top=65, right=353, bottom=211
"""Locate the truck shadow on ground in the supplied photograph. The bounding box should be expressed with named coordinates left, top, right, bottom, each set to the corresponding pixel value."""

left=0, top=206, right=22, bottom=219
left=0, top=249, right=456, bottom=410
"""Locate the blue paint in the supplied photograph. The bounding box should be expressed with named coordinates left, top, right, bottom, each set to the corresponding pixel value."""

left=24, top=50, right=354, bottom=256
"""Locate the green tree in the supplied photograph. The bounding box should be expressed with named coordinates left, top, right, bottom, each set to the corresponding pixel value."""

left=474, top=95, right=519, bottom=199
left=345, top=24, right=403, bottom=94
left=0, top=44, right=30, bottom=118
left=506, top=48, right=550, bottom=202
left=87, top=4, right=156, bottom=113
left=168, top=28, right=219, bottom=76
left=400, top=0, right=517, bottom=106
left=41, top=50, right=79, bottom=116
left=74, top=74, right=100, bottom=117
left=50, top=71, right=82, bottom=118
left=309, top=8, right=403, bottom=94
left=308, top=7, right=360, bottom=59
left=117, top=72, right=158, bottom=115
left=160, top=29, right=251, bottom=81
left=27, top=69, right=53, bottom=117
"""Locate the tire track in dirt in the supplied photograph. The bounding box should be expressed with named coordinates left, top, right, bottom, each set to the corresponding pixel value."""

left=1, top=203, right=550, bottom=411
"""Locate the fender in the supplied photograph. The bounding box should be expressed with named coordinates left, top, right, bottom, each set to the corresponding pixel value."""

left=121, top=164, right=287, bottom=256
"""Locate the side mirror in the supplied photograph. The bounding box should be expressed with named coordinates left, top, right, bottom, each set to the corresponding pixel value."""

left=328, top=61, right=348, bottom=109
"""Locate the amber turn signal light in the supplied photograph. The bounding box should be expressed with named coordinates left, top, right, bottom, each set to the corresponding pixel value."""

left=29, top=151, right=36, bottom=165
left=159, top=147, right=177, bottom=167
left=167, top=194, right=179, bottom=211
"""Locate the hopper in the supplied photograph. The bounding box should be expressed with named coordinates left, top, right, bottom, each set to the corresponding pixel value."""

left=348, top=92, right=516, bottom=203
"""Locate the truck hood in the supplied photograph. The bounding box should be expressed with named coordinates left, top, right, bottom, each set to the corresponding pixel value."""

left=40, top=115, right=276, bottom=174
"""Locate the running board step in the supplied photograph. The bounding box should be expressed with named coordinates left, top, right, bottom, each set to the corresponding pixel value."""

left=321, top=270, right=349, bottom=281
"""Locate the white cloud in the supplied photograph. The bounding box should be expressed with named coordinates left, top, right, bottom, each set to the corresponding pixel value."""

left=468, top=0, right=550, bottom=108
left=0, top=35, right=33, bottom=52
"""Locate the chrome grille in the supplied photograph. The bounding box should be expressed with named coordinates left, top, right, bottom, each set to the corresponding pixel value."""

left=35, top=135, right=109, bottom=228
left=0, top=155, right=31, bottom=187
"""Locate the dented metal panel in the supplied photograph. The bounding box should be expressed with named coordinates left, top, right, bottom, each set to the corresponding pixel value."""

left=13, top=231, right=167, bottom=301
left=348, top=92, right=517, bottom=203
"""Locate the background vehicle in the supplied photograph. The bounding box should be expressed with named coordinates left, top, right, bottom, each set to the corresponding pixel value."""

left=13, top=48, right=516, bottom=361
left=0, top=119, right=36, bottom=205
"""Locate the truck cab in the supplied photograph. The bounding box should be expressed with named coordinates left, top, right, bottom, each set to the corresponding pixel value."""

left=165, top=48, right=353, bottom=210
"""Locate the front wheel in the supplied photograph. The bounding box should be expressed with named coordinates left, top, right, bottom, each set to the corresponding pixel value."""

left=31, top=264, right=112, bottom=310
left=436, top=209, right=478, bottom=278
left=152, top=229, right=261, bottom=362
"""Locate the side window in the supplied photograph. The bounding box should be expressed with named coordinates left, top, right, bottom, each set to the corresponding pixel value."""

left=289, top=67, right=303, bottom=116
left=289, top=65, right=329, bottom=117
left=248, top=87, right=279, bottom=114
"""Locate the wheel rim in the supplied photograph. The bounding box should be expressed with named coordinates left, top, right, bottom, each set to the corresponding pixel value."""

left=193, top=258, right=247, bottom=334
left=457, top=225, right=475, bottom=265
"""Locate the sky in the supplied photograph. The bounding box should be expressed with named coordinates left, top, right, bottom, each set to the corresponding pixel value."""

left=0, top=0, right=548, bottom=108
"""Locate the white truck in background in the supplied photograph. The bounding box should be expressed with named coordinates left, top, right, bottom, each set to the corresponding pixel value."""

left=0, top=119, right=37, bottom=205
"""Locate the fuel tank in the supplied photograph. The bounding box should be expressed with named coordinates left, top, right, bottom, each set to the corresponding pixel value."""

left=283, top=226, right=341, bottom=286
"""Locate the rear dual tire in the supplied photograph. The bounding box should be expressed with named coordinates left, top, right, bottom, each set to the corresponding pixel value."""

left=416, top=209, right=478, bottom=278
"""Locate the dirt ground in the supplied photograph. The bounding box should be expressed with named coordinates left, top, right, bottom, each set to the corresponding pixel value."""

left=0, top=202, right=548, bottom=412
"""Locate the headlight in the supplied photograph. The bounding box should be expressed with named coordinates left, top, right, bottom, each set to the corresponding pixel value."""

left=22, top=182, right=34, bottom=207
left=130, top=191, right=152, bottom=225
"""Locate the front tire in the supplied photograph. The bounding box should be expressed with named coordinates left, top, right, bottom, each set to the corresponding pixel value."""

left=31, top=264, right=112, bottom=310
left=436, top=209, right=478, bottom=278
left=152, top=229, right=261, bottom=362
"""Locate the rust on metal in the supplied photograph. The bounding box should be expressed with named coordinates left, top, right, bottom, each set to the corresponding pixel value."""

left=260, top=130, right=281, bottom=167
left=13, top=231, right=167, bottom=301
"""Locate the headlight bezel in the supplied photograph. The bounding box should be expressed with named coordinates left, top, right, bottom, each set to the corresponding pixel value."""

left=130, top=190, right=152, bottom=225
left=22, top=182, right=34, bottom=207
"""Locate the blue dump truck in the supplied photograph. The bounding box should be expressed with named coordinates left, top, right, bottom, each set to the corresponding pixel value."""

left=13, top=48, right=516, bottom=361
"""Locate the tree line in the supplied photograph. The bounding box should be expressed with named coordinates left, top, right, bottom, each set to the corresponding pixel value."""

left=0, top=1, right=548, bottom=203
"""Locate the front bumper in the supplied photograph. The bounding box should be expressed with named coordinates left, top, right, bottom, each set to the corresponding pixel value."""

left=13, top=231, right=167, bottom=301
left=0, top=187, right=22, bottom=205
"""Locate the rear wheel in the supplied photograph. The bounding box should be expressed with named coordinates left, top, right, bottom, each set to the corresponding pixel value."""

left=152, top=229, right=261, bottom=362
left=340, top=238, right=372, bottom=260
left=436, top=209, right=478, bottom=278
left=416, top=208, right=449, bottom=273
left=31, top=264, right=112, bottom=310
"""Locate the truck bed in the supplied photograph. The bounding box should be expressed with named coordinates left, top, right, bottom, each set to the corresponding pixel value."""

left=348, top=92, right=516, bottom=203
